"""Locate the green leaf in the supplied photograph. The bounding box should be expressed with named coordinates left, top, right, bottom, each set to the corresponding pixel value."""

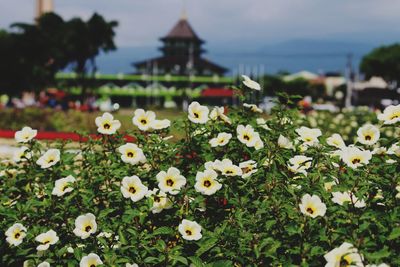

left=388, top=227, right=400, bottom=240
left=152, top=226, right=174, bottom=236
left=189, top=256, right=205, bottom=267
left=196, top=237, right=218, bottom=257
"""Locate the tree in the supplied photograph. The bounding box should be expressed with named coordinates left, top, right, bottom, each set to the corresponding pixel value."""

left=0, top=12, right=118, bottom=95
left=360, top=44, right=400, bottom=83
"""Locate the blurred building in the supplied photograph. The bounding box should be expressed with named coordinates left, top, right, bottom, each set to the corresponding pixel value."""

left=35, top=0, right=54, bottom=19
left=134, top=15, right=227, bottom=76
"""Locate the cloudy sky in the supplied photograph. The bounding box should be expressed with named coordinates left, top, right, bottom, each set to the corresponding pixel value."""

left=1, top=0, right=400, bottom=47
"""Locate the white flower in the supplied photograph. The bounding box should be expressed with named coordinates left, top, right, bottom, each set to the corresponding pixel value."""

left=378, top=104, right=400, bottom=124
left=243, top=103, right=262, bottom=113
left=357, top=124, right=380, bottom=146
left=215, top=159, right=243, bottom=177
left=295, top=126, right=322, bottom=146
left=118, top=143, right=146, bottom=165
left=13, top=146, right=31, bottom=163
left=326, top=134, right=346, bottom=149
left=239, top=160, right=258, bottom=178
left=178, top=219, right=202, bottom=241
left=256, top=118, right=271, bottom=130
left=339, top=146, right=372, bottom=169
left=36, top=149, right=60, bottom=169
left=126, top=264, right=139, bottom=267
left=132, top=109, right=156, bottom=131
left=254, top=138, right=264, bottom=150
left=194, top=169, right=222, bottom=195
left=188, top=102, right=209, bottom=124
left=331, top=191, right=366, bottom=208
left=95, top=112, right=121, bottom=134
left=15, top=126, right=37, bottom=143
left=366, top=264, right=390, bottom=267
left=372, top=146, right=387, bottom=155
left=80, top=253, right=103, bottom=267
left=288, top=155, right=312, bottom=175
left=396, top=185, right=400, bottom=199
left=278, top=135, right=294, bottom=149
left=73, top=213, right=97, bottom=239
left=67, top=246, right=74, bottom=253
left=388, top=143, right=400, bottom=157
left=324, top=242, right=363, bottom=267
left=5, top=223, right=27, bottom=246
left=209, top=106, right=231, bottom=124
left=236, top=124, right=260, bottom=147
left=299, top=194, right=326, bottom=218
left=121, top=176, right=148, bottom=202
left=209, top=132, right=232, bottom=147
left=242, top=75, right=261, bottom=90
left=52, top=175, right=76, bottom=197
left=35, top=229, right=59, bottom=251
left=157, top=167, right=186, bottom=195
left=150, top=119, right=171, bottom=130
left=146, top=188, right=173, bottom=214
left=37, top=262, right=50, bottom=267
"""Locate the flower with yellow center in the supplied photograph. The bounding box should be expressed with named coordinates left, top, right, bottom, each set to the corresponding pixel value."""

left=278, top=135, right=294, bottom=150
left=215, top=159, right=243, bottom=177
left=5, top=223, right=27, bottom=246
left=52, top=175, right=76, bottom=197
left=357, top=124, right=380, bottom=146
left=95, top=112, right=121, bottom=135
left=36, top=149, right=60, bottom=169
left=80, top=253, right=103, bottom=267
left=157, top=167, right=186, bottom=195
left=118, top=143, right=146, bottom=165
left=339, top=146, right=372, bottom=169
left=15, top=126, right=37, bottom=143
left=331, top=191, right=366, bottom=208
left=150, top=119, right=171, bottom=130
left=209, top=132, right=232, bottom=147
left=243, top=103, right=263, bottom=113
left=287, top=155, right=312, bottom=175
left=299, top=194, right=326, bottom=218
left=146, top=188, right=173, bottom=214
left=324, top=242, right=363, bottom=267
left=132, top=109, right=156, bottom=131
left=73, top=213, right=97, bottom=239
left=378, top=104, right=400, bottom=125
left=35, top=229, right=59, bottom=251
left=13, top=146, right=31, bottom=163
left=237, top=125, right=259, bottom=147
left=326, top=133, right=346, bottom=149
left=194, top=169, right=222, bottom=195
left=121, top=175, right=148, bottom=202
left=242, top=75, right=261, bottom=90
left=188, top=102, right=209, bottom=124
left=239, top=160, right=258, bottom=178
left=209, top=106, right=231, bottom=124
left=295, top=126, right=322, bottom=146
left=178, top=219, right=202, bottom=241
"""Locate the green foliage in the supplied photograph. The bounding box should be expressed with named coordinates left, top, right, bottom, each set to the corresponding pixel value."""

left=360, top=43, right=400, bottom=83
left=0, top=12, right=118, bottom=95
left=0, top=93, right=399, bottom=266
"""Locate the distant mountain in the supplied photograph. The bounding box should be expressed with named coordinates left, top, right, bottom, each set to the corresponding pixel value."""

left=95, top=39, right=377, bottom=75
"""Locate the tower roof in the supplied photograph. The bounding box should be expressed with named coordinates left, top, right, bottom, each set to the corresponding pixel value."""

left=163, top=18, right=202, bottom=41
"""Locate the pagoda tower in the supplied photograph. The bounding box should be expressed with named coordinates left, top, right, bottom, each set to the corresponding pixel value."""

left=134, top=15, right=227, bottom=76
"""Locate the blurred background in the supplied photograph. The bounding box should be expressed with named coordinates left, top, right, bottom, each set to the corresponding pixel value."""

left=0, top=0, right=400, bottom=144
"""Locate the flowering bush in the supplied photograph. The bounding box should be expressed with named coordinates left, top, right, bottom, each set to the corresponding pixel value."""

left=1, top=80, right=400, bottom=266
